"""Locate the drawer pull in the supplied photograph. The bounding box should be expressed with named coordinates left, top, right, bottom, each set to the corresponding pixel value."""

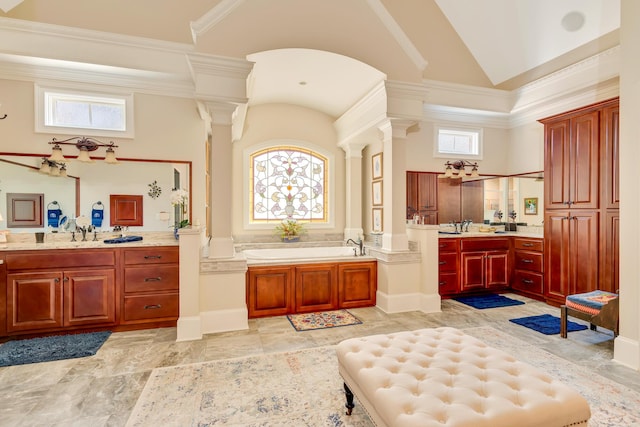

left=144, top=304, right=162, bottom=310
left=439, top=261, right=446, bottom=265
left=144, top=277, right=162, bottom=282
left=144, top=255, right=162, bottom=260
left=439, top=281, right=446, bottom=285
left=521, top=259, right=534, bottom=264
left=522, top=243, right=534, bottom=247
left=521, top=279, right=534, bottom=284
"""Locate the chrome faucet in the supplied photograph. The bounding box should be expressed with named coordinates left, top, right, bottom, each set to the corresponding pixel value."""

left=346, top=238, right=365, bottom=256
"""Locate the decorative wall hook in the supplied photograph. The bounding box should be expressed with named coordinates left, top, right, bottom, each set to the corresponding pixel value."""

left=0, top=113, right=6, bottom=120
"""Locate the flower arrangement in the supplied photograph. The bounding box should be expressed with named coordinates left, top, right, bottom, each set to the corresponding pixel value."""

left=274, top=219, right=306, bottom=241
left=171, top=188, right=189, bottom=229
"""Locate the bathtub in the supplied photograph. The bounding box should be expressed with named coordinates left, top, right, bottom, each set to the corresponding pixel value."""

left=243, top=246, right=371, bottom=264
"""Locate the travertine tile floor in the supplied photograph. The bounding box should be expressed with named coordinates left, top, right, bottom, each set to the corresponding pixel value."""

left=1, top=293, right=638, bottom=426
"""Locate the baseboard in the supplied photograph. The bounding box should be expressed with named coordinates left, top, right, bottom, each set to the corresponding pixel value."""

left=176, top=315, right=203, bottom=342
left=420, top=293, right=442, bottom=314
left=376, top=291, right=422, bottom=313
left=200, top=308, right=249, bottom=334
left=613, top=334, right=640, bottom=370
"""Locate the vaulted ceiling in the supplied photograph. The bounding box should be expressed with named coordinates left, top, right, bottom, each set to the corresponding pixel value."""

left=0, top=0, right=620, bottom=118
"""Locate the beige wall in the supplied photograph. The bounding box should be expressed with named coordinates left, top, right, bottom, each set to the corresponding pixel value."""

left=231, top=103, right=346, bottom=238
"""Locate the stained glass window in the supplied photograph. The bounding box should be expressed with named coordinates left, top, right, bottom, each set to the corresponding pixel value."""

left=250, top=146, right=327, bottom=223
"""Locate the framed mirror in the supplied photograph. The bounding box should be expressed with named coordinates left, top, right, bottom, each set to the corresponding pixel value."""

left=0, top=152, right=191, bottom=233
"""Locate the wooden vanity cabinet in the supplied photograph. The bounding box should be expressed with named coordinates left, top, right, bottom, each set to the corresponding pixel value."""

left=295, top=263, right=338, bottom=313
left=5, top=249, right=116, bottom=334
left=338, top=261, right=377, bottom=309
left=511, top=237, right=544, bottom=298
left=121, top=246, right=179, bottom=324
left=438, top=239, right=460, bottom=295
left=247, top=266, right=294, bottom=318
left=460, top=238, right=509, bottom=292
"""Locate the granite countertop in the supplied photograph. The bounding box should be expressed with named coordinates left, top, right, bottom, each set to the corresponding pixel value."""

left=436, top=231, right=543, bottom=239
left=0, top=231, right=178, bottom=251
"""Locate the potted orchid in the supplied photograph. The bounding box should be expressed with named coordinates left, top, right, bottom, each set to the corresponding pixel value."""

left=274, top=219, right=306, bottom=242
left=170, top=188, right=189, bottom=234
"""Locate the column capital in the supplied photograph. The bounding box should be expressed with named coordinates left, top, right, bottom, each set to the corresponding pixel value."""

left=338, top=139, right=368, bottom=158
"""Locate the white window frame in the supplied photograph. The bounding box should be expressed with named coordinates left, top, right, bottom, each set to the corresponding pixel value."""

left=35, top=84, right=135, bottom=138
left=433, top=125, right=483, bottom=160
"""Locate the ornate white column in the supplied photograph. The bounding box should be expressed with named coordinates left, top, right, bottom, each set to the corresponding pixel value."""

left=339, top=139, right=368, bottom=241
left=378, top=119, right=416, bottom=251
left=207, top=101, right=238, bottom=258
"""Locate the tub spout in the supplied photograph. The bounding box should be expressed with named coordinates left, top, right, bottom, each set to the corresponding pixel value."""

left=346, top=238, right=364, bottom=256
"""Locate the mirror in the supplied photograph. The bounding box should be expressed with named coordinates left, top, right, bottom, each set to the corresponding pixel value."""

left=0, top=153, right=191, bottom=233
left=464, top=173, right=544, bottom=226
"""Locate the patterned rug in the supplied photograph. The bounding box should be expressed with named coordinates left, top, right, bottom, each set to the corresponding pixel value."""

left=126, top=327, right=640, bottom=427
left=286, top=309, right=362, bottom=331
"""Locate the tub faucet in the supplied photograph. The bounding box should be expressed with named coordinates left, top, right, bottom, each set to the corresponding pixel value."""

left=346, top=238, right=365, bottom=256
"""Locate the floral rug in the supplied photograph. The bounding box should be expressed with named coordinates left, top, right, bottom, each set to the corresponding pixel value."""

left=286, top=309, right=362, bottom=331
left=126, top=326, right=640, bottom=427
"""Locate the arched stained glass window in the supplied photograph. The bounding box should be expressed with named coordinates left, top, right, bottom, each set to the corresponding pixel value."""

left=250, top=146, right=328, bottom=223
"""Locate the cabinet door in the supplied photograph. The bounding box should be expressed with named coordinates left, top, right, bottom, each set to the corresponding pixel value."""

left=545, top=211, right=571, bottom=303
left=569, top=211, right=599, bottom=294
left=406, top=172, right=419, bottom=219
left=601, top=103, right=620, bottom=209
left=338, top=262, right=377, bottom=308
left=460, top=252, right=485, bottom=291
left=417, top=173, right=438, bottom=212
left=246, top=266, right=293, bottom=318
left=7, top=271, right=63, bottom=332
left=570, top=111, right=599, bottom=209
left=485, top=251, right=509, bottom=289
left=600, top=211, right=619, bottom=293
left=64, top=269, right=116, bottom=327
left=294, top=264, right=337, bottom=313
left=545, top=119, right=571, bottom=209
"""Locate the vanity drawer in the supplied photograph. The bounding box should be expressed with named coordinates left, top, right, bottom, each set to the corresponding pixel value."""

left=122, top=293, right=179, bottom=321
left=460, top=238, right=509, bottom=251
left=6, top=249, right=115, bottom=270
left=124, top=265, right=178, bottom=293
left=512, top=270, right=544, bottom=295
left=438, top=271, right=459, bottom=295
left=123, top=247, right=178, bottom=265
left=438, top=252, right=458, bottom=272
left=514, top=251, right=543, bottom=273
left=438, top=239, right=459, bottom=252
left=513, top=238, right=543, bottom=252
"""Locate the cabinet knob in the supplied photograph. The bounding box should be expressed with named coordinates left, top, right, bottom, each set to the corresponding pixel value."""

left=521, top=279, right=534, bottom=284
left=143, top=304, right=162, bottom=310
left=522, top=243, right=534, bottom=247
left=521, top=259, right=534, bottom=264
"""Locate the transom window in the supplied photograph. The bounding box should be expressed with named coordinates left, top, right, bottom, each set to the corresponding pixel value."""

left=250, top=146, right=328, bottom=223
left=35, top=85, right=134, bottom=138
left=435, top=126, right=482, bottom=159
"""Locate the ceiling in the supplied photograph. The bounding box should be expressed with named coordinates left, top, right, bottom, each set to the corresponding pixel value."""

left=0, top=0, right=621, bottom=118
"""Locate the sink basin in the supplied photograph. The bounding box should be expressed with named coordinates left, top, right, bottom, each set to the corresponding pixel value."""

left=438, top=231, right=461, bottom=235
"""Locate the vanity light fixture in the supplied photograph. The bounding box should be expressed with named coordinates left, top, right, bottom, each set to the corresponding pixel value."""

left=39, top=158, right=68, bottom=177
left=439, top=160, right=480, bottom=179
left=47, top=136, right=119, bottom=164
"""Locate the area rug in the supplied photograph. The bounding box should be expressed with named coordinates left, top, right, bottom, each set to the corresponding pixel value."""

left=287, top=309, right=362, bottom=331
left=126, top=327, right=640, bottom=427
left=0, top=331, right=111, bottom=367
left=454, top=293, right=525, bottom=309
left=509, top=314, right=588, bottom=335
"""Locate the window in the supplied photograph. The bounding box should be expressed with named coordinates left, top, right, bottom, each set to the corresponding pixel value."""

left=35, top=85, right=134, bottom=138
left=435, top=126, right=482, bottom=159
left=250, top=146, right=328, bottom=223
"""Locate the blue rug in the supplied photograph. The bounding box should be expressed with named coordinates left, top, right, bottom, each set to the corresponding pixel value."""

left=509, top=314, right=588, bottom=335
left=454, top=294, right=525, bottom=309
left=0, top=331, right=111, bottom=367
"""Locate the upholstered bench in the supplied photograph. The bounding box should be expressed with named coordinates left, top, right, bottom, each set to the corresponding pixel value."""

left=336, top=327, right=590, bottom=427
left=561, top=290, right=619, bottom=338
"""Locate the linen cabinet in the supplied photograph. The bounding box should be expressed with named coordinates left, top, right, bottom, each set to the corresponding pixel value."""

left=540, top=97, right=619, bottom=305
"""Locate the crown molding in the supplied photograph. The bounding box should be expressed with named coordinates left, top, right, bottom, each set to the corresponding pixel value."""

left=190, top=0, right=246, bottom=43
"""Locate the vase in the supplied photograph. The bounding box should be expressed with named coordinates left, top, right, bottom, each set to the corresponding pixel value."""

left=282, top=235, right=299, bottom=242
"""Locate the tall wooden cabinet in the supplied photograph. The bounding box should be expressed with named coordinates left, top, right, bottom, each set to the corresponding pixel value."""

left=406, top=172, right=438, bottom=224
left=540, top=98, right=619, bottom=305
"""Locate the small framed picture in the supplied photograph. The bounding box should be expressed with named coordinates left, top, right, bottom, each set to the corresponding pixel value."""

left=524, top=197, right=538, bottom=215
left=372, top=208, right=383, bottom=232
left=372, top=180, right=383, bottom=206
left=372, top=152, right=383, bottom=180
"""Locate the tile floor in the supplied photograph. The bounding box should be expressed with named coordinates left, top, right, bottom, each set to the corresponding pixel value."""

left=1, top=294, right=638, bottom=426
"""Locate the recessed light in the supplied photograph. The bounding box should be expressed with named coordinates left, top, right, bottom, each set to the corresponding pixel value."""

left=561, top=11, right=585, bottom=32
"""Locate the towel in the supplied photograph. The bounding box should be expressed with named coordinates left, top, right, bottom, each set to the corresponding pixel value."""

left=47, top=208, right=62, bottom=228
left=91, top=208, right=104, bottom=227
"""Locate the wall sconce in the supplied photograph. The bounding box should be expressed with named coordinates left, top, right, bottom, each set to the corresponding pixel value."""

left=39, top=158, right=68, bottom=177
left=48, top=136, right=119, bottom=164
left=439, top=160, right=480, bottom=179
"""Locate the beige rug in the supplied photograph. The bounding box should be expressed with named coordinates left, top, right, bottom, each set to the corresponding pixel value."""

left=127, top=326, right=640, bottom=427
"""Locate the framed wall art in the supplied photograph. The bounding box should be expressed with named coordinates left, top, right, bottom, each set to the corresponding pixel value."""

left=524, top=197, right=538, bottom=215
left=372, top=180, right=383, bottom=206
left=372, top=208, right=383, bottom=232
left=372, top=152, right=383, bottom=180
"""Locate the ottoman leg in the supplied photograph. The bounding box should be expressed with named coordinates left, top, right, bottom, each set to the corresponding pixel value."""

left=344, top=383, right=355, bottom=415
left=560, top=305, right=568, bottom=338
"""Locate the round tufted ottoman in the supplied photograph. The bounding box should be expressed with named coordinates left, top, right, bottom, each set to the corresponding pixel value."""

left=336, top=327, right=590, bottom=427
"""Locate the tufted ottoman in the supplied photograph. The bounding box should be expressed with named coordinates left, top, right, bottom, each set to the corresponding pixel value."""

left=336, top=327, right=590, bottom=427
